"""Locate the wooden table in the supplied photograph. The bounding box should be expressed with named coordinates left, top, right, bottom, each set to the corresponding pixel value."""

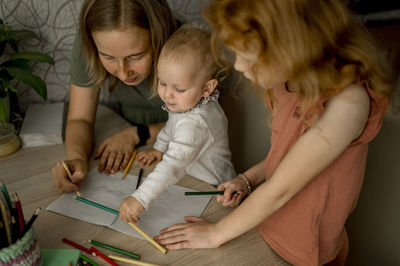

left=0, top=106, right=288, bottom=266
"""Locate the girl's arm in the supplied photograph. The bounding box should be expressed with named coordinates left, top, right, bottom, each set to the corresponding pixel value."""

left=156, top=84, right=370, bottom=249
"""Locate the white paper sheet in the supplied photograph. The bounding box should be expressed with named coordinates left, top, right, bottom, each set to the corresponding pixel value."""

left=46, top=168, right=212, bottom=239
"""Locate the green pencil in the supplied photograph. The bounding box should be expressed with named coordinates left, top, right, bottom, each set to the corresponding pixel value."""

left=79, top=254, right=99, bottom=266
left=184, top=191, right=238, bottom=196
left=75, top=196, right=119, bottom=215
left=88, top=239, right=140, bottom=260
left=0, top=181, right=11, bottom=209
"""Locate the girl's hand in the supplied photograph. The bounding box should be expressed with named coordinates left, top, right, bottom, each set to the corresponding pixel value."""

left=154, top=216, right=222, bottom=250
left=95, top=127, right=139, bottom=175
left=52, top=159, right=87, bottom=193
left=216, top=176, right=248, bottom=207
left=135, top=149, right=163, bottom=167
left=119, top=196, right=145, bottom=223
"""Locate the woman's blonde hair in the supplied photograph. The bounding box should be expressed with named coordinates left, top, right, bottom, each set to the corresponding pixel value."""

left=204, top=0, right=393, bottom=118
left=152, top=23, right=229, bottom=96
left=79, top=0, right=177, bottom=92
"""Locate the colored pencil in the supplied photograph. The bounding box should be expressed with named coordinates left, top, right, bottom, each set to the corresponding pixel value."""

left=61, top=160, right=82, bottom=197
left=0, top=221, right=8, bottom=248
left=88, top=239, right=140, bottom=260
left=75, top=196, right=119, bottom=215
left=0, top=180, right=12, bottom=209
left=13, top=193, right=25, bottom=234
left=122, top=150, right=137, bottom=179
left=75, top=196, right=166, bottom=254
left=184, top=191, right=238, bottom=196
left=77, top=258, right=84, bottom=266
left=0, top=201, right=11, bottom=245
left=90, top=246, right=119, bottom=266
left=79, top=254, right=99, bottom=266
left=136, top=168, right=143, bottom=190
left=108, top=255, right=161, bottom=266
left=62, top=237, right=96, bottom=256
left=22, top=207, right=40, bottom=235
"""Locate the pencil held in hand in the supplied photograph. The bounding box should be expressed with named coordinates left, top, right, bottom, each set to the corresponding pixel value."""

left=61, top=160, right=82, bottom=197
left=122, top=150, right=137, bottom=179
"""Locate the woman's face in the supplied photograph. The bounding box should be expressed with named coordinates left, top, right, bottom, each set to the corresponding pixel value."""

left=92, top=27, right=153, bottom=86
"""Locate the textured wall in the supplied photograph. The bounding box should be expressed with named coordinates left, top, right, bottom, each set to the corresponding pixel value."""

left=0, top=0, right=211, bottom=108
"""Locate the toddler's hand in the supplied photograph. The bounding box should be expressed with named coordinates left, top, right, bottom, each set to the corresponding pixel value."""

left=135, top=149, right=163, bottom=167
left=216, top=176, right=247, bottom=207
left=119, top=196, right=145, bottom=223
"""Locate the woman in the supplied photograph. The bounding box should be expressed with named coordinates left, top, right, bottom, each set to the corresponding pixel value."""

left=52, top=0, right=178, bottom=193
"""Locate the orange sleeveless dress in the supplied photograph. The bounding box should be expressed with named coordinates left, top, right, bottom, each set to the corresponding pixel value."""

left=258, top=84, right=388, bottom=265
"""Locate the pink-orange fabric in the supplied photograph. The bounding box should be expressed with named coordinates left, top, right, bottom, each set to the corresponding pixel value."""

left=258, top=84, right=388, bottom=265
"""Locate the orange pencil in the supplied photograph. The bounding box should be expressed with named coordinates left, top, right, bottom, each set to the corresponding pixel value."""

left=122, top=150, right=137, bottom=179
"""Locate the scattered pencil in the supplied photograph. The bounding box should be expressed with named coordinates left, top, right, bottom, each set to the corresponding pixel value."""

left=79, top=254, right=99, bottom=266
left=75, top=196, right=166, bottom=254
left=90, top=246, right=119, bottom=266
left=136, top=168, right=143, bottom=190
left=184, top=191, right=239, bottom=196
left=122, top=150, right=137, bottom=179
left=108, top=254, right=161, bottom=266
left=62, top=237, right=96, bottom=257
left=61, top=160, right=82, bottom=197
left=75, top=196, right=119, bottom=215
left=88, top=239, right=140, bottom=260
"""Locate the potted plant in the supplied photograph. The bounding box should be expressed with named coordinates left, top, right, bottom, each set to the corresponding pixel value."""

left=0, top=18, right=54, bottom=156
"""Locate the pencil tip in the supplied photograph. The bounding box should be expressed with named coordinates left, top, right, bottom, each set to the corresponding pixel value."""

left=34, top=207, right=41, bottom=215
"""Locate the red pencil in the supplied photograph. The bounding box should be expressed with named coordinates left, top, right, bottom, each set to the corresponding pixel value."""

left=13, top=193, right=25, bottom=234
left=90, top=246, right=119, bottom=266
left=62, top=238, right=96, bottom=257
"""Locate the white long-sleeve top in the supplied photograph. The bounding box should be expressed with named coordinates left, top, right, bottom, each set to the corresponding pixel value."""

left=131, top=100, right=236, bottom=209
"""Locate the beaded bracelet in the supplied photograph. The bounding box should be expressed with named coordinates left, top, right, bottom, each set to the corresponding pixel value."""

left=238, top=173, right=251, bottom=195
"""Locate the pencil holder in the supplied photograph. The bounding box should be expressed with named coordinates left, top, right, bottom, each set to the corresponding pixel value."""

left=0, top=228, right=42, bottom=266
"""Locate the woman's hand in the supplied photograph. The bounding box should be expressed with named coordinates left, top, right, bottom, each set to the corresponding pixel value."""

left=95, top=127, right=139, bottom=174
left=154, top=216, right=222, bottom=250
left=119, top=196, right=145, bottom=223
left=52, top=159, right=87, bottom=193
left=216, top=176, right=249, bottom=207
left=135, top=149, right=163, bottom=167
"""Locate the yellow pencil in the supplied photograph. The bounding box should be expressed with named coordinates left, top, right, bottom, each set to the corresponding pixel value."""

left=128, top=222, right=167, bottom=254
left=122, top=150, right=137, bottom=179
left=0, top=201, right=12, bottom=245
left=108, top=254, right=161, bottom=266
left=61, top=160, right=82, bottom=197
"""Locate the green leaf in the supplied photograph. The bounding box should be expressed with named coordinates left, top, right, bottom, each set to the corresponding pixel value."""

left=0, top=42, right=5, bottom=56
left=0, top=97, right=8, bottom=123
left=6, top=69, right=47, bottom=100
left=0, top=24, right=11, bottom=34
left=1, top=59, right=33, bottom=72
left=12, top=52, right=54, bottom=65
left=8, top=39, right=18, bottom=53
left=7, top=30, right=37, bottom=41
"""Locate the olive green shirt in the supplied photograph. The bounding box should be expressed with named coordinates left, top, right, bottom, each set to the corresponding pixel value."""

left=69, top=35, right=168, bottom=125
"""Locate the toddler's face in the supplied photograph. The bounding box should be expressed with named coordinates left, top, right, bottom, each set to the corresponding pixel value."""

left=157, top=55, right=210, bottom=112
